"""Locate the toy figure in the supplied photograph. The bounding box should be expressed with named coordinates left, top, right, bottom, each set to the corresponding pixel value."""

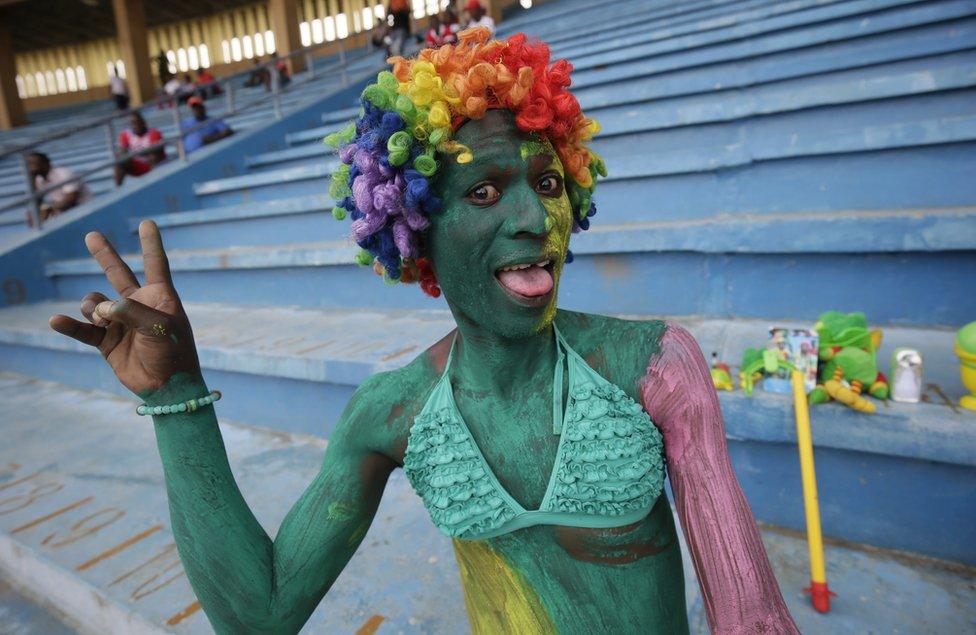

left=956, top=321, right=976, bottom=411
left=48, top=29, right=798, bottom=634
left=739, top=347, right=797, bottom=396
left=711, top=352, right=733, bottom=391
left=809, top=311, right=889, bottom=413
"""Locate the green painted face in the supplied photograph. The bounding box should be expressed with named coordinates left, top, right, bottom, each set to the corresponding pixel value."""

left=427, top=110, right=573, bottom=338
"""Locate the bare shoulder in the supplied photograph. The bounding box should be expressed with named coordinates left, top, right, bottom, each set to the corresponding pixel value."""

left=333, top=330, right=455, bottom=465
left=555, top=310, right=670, bottom=398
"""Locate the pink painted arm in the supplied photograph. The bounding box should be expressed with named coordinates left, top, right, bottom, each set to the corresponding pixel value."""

left=641, top=323, right=799, bottom=634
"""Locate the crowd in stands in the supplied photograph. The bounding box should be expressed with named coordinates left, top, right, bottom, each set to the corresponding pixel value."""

left=17, top=59, right=239, bottom=226
left=17, top=2, right=496, bottom=227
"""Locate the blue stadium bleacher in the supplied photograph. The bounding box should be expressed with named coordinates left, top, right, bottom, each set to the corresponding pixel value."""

left=0, top=0, right=974, bottom=631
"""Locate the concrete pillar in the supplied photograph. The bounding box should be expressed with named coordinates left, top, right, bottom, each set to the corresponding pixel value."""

left=0, top=17, right=27, bottom=129
left=268, top=0, right=307, bottom=74
left=111, top=0, right=155, bottom=105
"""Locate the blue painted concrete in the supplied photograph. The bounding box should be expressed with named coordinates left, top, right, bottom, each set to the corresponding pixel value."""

left=561, top=0, right=949, bottom=68
left=546, top=0, right=831, bottom=54
left=570, top=1, right=976, bottom=86
left=2, top=296, right=972, bottom=563
left=1, top=0, right=974, bottom=577
left=589, top=51, right=976, bottom=135
left=192, top=161, right=337, bottom=197
left=0, top=580, right=75, bottom=635
left=42, top=231, right=976, bottom=325
left=573, top=16, right=976, bottom=109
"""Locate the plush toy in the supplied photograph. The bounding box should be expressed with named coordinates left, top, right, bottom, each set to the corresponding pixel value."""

left=808, top=311, right=889, bottom=413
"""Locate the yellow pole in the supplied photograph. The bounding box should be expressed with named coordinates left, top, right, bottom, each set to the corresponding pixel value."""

left=791, top=369, right=834, bottom=613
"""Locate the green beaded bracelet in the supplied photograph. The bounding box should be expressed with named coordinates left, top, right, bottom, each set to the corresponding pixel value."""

left=136, top=390, right=221, bottom=416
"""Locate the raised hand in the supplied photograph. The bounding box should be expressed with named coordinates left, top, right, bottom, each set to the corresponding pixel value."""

left=49, top=220, right=200, bottom=397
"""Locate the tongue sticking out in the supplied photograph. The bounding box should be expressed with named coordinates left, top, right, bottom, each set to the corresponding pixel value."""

left=497, top=266, right=553, bottom=298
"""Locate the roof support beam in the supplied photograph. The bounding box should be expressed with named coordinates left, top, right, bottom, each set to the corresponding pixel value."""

left=0, top=16, right=27, bottom=129
left=111, top=0, right=155, bottom=104
left=269, top=0, right=306, bottom=74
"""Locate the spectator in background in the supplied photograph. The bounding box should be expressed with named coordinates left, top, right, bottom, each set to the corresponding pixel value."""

left=115, top=112, right=166, bottom=185
left=181, top=96, right=233, bottom=154
left=109, top=65, right=129, bottom=111
left=424, top=14, right=443, bottom=48
left=195, top=68, right=222, bottom=100
left=156, top=50, right=172, bottom=86
left=387, top=0, right=411, bottom=56
left=162, top=74, right=192, bottom=107
left=270, top=52, right=291, bottom=89
left=439, top=6, right=461, bottom=45
left=177, top=74, right=196, bottom=103
left=243, top=58, right=269, bottom=88
left=463, top=0, right=495, bottom=34
left=26, top=152, right=92, bottom=224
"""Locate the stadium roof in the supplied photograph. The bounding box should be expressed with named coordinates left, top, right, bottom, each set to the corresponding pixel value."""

left=1, top=0, right=259, bottom=53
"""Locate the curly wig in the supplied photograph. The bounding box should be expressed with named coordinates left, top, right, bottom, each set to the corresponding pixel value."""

left=326, top=27, right=605, bottom=297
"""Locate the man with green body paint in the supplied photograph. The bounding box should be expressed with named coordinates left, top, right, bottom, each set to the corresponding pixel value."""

left=50, top=110, right=798, bottom=634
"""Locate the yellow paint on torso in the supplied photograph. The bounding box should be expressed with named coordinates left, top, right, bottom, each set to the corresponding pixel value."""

left=452, top=539, right=557, bottom=634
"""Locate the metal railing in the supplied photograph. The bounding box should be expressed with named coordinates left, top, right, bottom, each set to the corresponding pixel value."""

left=2, top=32, right=374, bottom=228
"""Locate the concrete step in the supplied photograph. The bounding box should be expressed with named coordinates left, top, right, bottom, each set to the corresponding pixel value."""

left=130, top=194, right=346, bottom=249
left=44, top=209, right=976, bottom=324
left=199, top=104, right=976, bottom=213
left=594, top=92, right=976, bottom=173
left=282, top=47, right=974, bottom=161
left=191, top=162, right=335, bottom=207
left=571, top=0, right=975, bottom=84
left=0, top=371, right=465, bottom=634
left=559, top=0, right=927, bottom=68
left=0, top=303, right=972, bottom=563
left=244, top=141, right=334, bottom=169
left=595, top=140, right=975, bottom=222
left=545, top=0, right=819, bottom=51
left=0, top=578, right=77, bottom=635
left=572, top=7, right=976, bottom=104
left=1, top=298, right=967, bottom=426
left=192, top=124, right=976, bottom=223
left=315, top=105, right=362, bottom=127
left=7, top=371, right=969, bottom=634
left=591, top=50, right=976, bottom=136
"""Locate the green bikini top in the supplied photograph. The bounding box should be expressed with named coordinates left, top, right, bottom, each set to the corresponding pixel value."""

left=403, top=323, right=665, bottom=541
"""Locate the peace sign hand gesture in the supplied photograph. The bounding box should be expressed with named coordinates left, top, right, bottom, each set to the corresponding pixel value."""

left=49, top=220, right=201, bottom=397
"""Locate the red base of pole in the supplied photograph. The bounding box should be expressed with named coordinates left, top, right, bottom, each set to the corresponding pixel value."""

left=804, top=581, right=836, bottom=613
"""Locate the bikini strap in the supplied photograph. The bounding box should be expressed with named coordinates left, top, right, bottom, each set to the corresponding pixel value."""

left=552, top=322, right=567, bottom=435
left=443, top=330, right=459, bottom=376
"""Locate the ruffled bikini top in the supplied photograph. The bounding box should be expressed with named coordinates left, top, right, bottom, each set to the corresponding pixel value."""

left=403, top=323, right=665, bottom=541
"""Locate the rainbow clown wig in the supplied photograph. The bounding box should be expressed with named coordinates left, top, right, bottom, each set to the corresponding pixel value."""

left=326, top=27, right=606, bottom=298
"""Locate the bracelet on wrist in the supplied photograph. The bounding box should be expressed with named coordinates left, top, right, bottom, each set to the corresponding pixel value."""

left=137, top=390, right=221, bottom=416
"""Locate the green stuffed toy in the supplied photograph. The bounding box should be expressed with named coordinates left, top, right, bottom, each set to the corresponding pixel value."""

left=809, top=311, right=889, bottom=413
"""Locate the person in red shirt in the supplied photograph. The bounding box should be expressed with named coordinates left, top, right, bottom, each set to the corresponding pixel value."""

left=423, top=14, right=443, bottom=48
left=438, top=6, right=461, bottom=45
left=115, top=112, right=166, bottom=185
left=195, top=68, right=222, bottom=99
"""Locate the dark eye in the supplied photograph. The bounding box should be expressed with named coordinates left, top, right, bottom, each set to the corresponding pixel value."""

left=467, top=182, right=501, bottom=205
left=536, top=173, right=562, bottom=196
